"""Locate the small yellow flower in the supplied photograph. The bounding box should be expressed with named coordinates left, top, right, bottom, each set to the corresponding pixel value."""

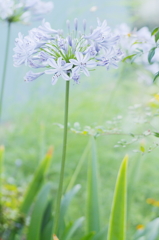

left=53, top=234, right=59, bottom=240
left=154, top=94, right=159, bottom=102
left=136, top=224, right=144, bottom=230
left=146, top=198, right=156, bottom=205
left=153, top=201, right=159, bottom=207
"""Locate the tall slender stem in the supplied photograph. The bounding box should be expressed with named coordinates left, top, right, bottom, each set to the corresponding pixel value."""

left=0, top=22, right=11, bottom=122
left=54, top=81, right=70, bottom=235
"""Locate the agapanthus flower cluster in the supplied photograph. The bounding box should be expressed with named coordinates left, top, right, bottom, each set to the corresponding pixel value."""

left=0, top=0, right=53, bottom=23
left=115, top=24, right=159, bottom=74
left=13, top=18, right=123, bottom=85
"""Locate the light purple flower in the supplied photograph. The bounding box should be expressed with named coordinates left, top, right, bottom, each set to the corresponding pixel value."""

left=97, top=48, right=123, bottom=70
left=85, top=19, right=111, bottom=43
left=70, top=52, right=96, bottom=76
left=71, top=70, right=80, bottom=84
left=13, top=33, right=37, bottom=67
left=45, top=57, right=73, bottom=85
left=13, top=18, right=123, bottom=85
left=31, top=1, right=53, bottom=16
left=29, top=28, right=54, bottom=42
left=0, top=0, right=14, bottom=19
left=38, top=19, right=58, bottom=34
left=0, top=0, right=54, bottom=23
left=24, top=71, right=44, bottom=82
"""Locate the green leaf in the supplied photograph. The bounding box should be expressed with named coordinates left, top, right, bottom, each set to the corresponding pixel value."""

left=80, top=232, right=95, bottom=240
left=58, top=184, right=81, bottom=236
left=153, top=72, right=159, bottom=82
left=27, top=182, right=52, bottom=240
left=154, top=132, right=159, bottom=138
left=148, top=47, right=156, bottom=63
left=151, top=27, right=159, bottom=36
left=92, top=227, right=107, bottom=240
left=40, top=199, right=54, bottom=240
left=20, top=148, right=53, bottom=214
left=41, top=217, right=54, bottom=240
left=122, top=54, right=137, bottom=62
left=66, top=141, right=90, bottom=192
left=134, top=218, right=159, bottom=240
left=155, top=32, right=159, bottom=42
left=107, top=155, right=128, bottom=240
left=64, top=217, right=84, bottom=240
left=87, top=137, right=100, bottom=233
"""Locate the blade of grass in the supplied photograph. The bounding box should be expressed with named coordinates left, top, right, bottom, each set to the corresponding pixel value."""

left=107, top=155, right=128, bottom=240
left=87, top=136, right=100, bottom=233
left=64, top=217, right=84, bottom=240
left=27, top=182, right=52, bottom=240
left=66, top=141, right=90, bottom=192
left=20, top=147, right=53, bottom=214
left=58, top=184, right=81, bottom=236
left=0, top=146, right=4, bottom=226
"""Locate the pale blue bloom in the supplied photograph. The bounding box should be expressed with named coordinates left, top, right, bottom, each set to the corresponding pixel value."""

left=85, top=19, right=111, bottom=43
left=45, top=57, right=73, bottom=85
left=0, top=0, right=14, bottom=20
left=38, top=19, right=58, bottom=34
left=13, top=33, right=37, bottom=67
left=74, top=18, right=78, bottom=32
left=29, top=28, right=54, bottom=42
left=97, top=48, right=123, bottom=70
left=27, top=0, right=53, bottom=17
left=24, top=71, right=44, bottom=82
left=71, top=70, right=80, bottom=84
left=70, top=52, right=96, bottom=76
left=83, top=19, right=86, bottom=33
left=84, top=45, right=97, bottom=57
left=0, top=0, right=53, bottom=23
left=13, top=18, right=123, bottom=85
left=38, top=51, right=53, bottom=63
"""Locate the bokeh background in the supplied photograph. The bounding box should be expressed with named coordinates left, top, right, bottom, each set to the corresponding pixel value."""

left=0, top=0, right=159, bottom=238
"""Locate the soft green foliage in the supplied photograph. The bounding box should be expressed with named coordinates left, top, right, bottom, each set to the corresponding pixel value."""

left=148, top=47, right=156, bottom=64
left=107, top=155, right=128, bottom=240
left=151, top=27, right=159, bottom=36
left=20, top=148, right=53, bottom=214
left=0, top=146, right=4, bottom=228
left=27, top=182, right=52, bottom=240
left=153, top=72, right=159, bottom=82
left=87, top=137, right=100, bottom=233
left=134, top=218, right=159, bottom=240
left=58, top=184, right=81, bottom=236
left=63, top=217, right=84, bottom=240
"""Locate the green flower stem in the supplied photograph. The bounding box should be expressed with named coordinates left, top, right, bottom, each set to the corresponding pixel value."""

left=54, top=80, right=70, bottom=235
left=0, top=22, right=11, bottom=122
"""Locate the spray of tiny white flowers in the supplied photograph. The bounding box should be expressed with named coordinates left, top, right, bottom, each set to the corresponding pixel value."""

left=0, top=0, right=53, bottom=24
left=13, top=18, right=123, bottom=85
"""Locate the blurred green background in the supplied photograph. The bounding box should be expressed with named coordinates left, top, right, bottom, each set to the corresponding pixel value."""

left=0, top=0, right=159, bottom=239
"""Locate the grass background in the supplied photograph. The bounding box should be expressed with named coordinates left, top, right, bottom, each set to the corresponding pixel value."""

left=0, top=0, right=159, bottom=239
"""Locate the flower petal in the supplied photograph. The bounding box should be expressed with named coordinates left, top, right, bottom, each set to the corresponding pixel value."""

left=47, top=58, right=58, bottom=68
left=86, top=60, right=97, bottom=68
left=82, top=67, right=90, bottom=76
left=57, top=57, right=62, bottom=67
left=61, top=71, right=70, bottom=80
left=52, top=75, right=58, bottom=85
left=83, top=53, right=90, bottom=63
left=72, top=66, right=80, bottom=73
left=75, top=52, right=83, bottom=62
left=62, top=63, right=73, bottom=70
left=69, top=59, right=79, bottom=65
left=45, top=69, right=57, bottom=74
